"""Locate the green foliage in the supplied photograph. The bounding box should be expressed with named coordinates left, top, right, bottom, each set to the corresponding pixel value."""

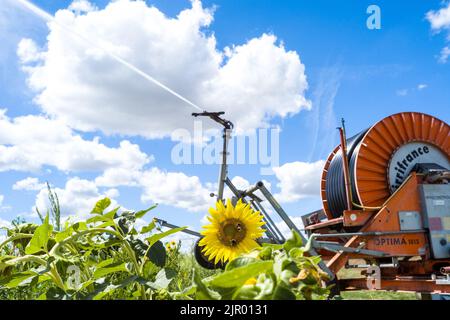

left=1, top=198, right=330, bottom=300
left=0, top=197, right=184, bottom=300
left=35, top=182, right=61, bottom=231
left=172, top=229, right=331, bottom=300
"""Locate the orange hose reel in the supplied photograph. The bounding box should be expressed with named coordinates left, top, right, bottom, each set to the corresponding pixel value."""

left=321, top=112, right=450, bottom=220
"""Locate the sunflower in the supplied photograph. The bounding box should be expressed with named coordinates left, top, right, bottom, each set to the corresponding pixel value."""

left=166, top=240, right=178, bottom=252
left=199, top=198, right=266, bottom=265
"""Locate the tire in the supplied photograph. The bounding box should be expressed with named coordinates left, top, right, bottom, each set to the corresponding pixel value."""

left=327, top=277, right=341, bottom=299
left=194, top=238, right=225, bottom=270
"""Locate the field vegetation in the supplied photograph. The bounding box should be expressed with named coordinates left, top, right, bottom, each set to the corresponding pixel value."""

left=0, top=189, right=415, bottom=300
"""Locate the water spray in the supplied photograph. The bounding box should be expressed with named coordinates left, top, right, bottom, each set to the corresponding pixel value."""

left=13, top=0, right=203, bottom=112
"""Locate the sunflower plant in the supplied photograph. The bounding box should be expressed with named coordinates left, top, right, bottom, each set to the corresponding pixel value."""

left=174, top=229, right=331, bottom=300
left=199, top=199, right=265, bottom=265
left=173, top=199, right=332, bottom=300
left=0, top=197, right=186, bottom=300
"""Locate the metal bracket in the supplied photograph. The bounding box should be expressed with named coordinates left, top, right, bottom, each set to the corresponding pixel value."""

left=312, top=239, right=388, bottom=257
left=153, top=218, right=202, bottom=238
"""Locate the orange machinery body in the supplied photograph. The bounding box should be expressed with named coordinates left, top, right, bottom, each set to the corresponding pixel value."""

left=305, top=112, right=450, bottom=295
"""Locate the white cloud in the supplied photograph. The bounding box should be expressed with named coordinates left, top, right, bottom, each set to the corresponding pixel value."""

left=0, top=217, right=11, bottom=229
left=95, top=167, right=142, bottom=187
left=17, top=38, right=44, bottom=63
left=275, top=216, right=305, bottom=239
left=417, top=83, right=428, bottom=90
left=439, top=46, right=450, bottom=63
left=222, top=175, right=272, bottom=200
left=222, top=176, right=251, bottom=199
left=200, top=214, right=209, bottom=225
left=198, top=176, right=272, bottom=225
left=427, top=3, right=450, bottom=63
left=0, top=194, right=11, bottom=212
left=0, top=110, right=152, bottom=173
left=68, top=0, right=96, bottom=13
left=18, top=0, right=310, bottom=138
left=104, top=188, right=120, bottom=199
left=34, top=177, right=119, bottom=221
left=13, top=177, right=46, bottom=191
left=427, top=3, right=450, bottom=31
left=95, top=165, right=214, bottom=212
left=397, top=84, right=429, bottom=96
left=139, top=167, right=214, bottom=212
left=273, top=160, right=325, bottom=203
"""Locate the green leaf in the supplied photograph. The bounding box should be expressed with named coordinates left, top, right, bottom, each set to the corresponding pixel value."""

left=273, top=252, right=298, bottom=278
left=129, top=238, right=167, bottom=267
left=37, top=292, right=46, bottom=300
left=45, top=287, right=71, bottom=300
left=232, top=284, right=259, bottom=300
left=289, top=247, right=305, bottom=259
left=96, top=220, right=117, bottom=229
left=280, top=269, right=296, bottom=286
left=258, top=246, right=273, bottom=260
left=254, top=274, right=276, bottom=299
left=233, top=273, right=275, bottom=300
left=37, top=274, right=52, bottom=284
left=134, top=205, right=157, bottom=219
left=210, top=260, right=273, bottom=288
left=92, top=276, right=137, bottom=300
left=93, top=262, right=129, bottom=279
left=145, top=268, right=176, bottom=290
left=193, top=270, right=221, bottom=300
left=272, top=283, right=296, bottom=300
left=140, top=220, right=156, bottom=234
left=95, top=258, right=115, bottom=268
left=283, top=229, right=303, bottom=253
left=73, top=221, right=88, bottom=231
left=104, top=207, right=120, bottom=219
left=25, top=214, right=52, bottom=254
left=0, top=272, right=37, bottom=288
left=87, top=207, right=118, bottom=224
left=225, top=256, right=258, bottom=271
left=147, top=241, right=167, bottom=267
left=91, top=198, right=111, bottom=215
left=261, top=242, right=284, bottom=251
left=55, top=228, right=73, bottom=243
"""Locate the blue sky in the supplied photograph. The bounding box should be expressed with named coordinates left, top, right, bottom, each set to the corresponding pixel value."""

left=0, top=0, right=449, bottom=241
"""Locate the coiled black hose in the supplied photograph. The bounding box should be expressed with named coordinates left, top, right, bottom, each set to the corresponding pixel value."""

left=325, top=129, right=368, bottom=218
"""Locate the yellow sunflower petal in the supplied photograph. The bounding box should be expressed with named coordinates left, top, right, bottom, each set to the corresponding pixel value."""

left=199, top=198, right=265, bottom=264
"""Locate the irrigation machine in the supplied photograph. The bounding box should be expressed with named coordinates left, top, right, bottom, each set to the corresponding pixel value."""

left=160, top=111, right=450, bottom=300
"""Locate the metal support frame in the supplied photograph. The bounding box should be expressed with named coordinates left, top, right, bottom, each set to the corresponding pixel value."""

left=192, top=111, right=233, bottom=202
left=217, top=126, right=231, bottom=200
left=224, top=178, right=283, bottom=244
left=338, top=119, right=353, bottom=211
left=252, top=199, right=286, bottom=243
left=153, top=218, right=202, bottom=238
left=191, top=111, right=334, bottom=280
left=308, top=230, right=428, bottom=260
left=310, top=230, right=426, bottom=239
left=339, top=277, right=450, bottom=294
left=244, top=181, right=335, bottom=280
left=313, top=240, right=388, bottom=257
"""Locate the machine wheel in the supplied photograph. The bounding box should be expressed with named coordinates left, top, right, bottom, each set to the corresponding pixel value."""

left=194, top=238, right=225, bottom=270
left=327, top=277, right=341, bottom=299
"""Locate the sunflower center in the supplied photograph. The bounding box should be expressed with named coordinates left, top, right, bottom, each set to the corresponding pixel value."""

left=218, top=218, right=247, bottom=247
